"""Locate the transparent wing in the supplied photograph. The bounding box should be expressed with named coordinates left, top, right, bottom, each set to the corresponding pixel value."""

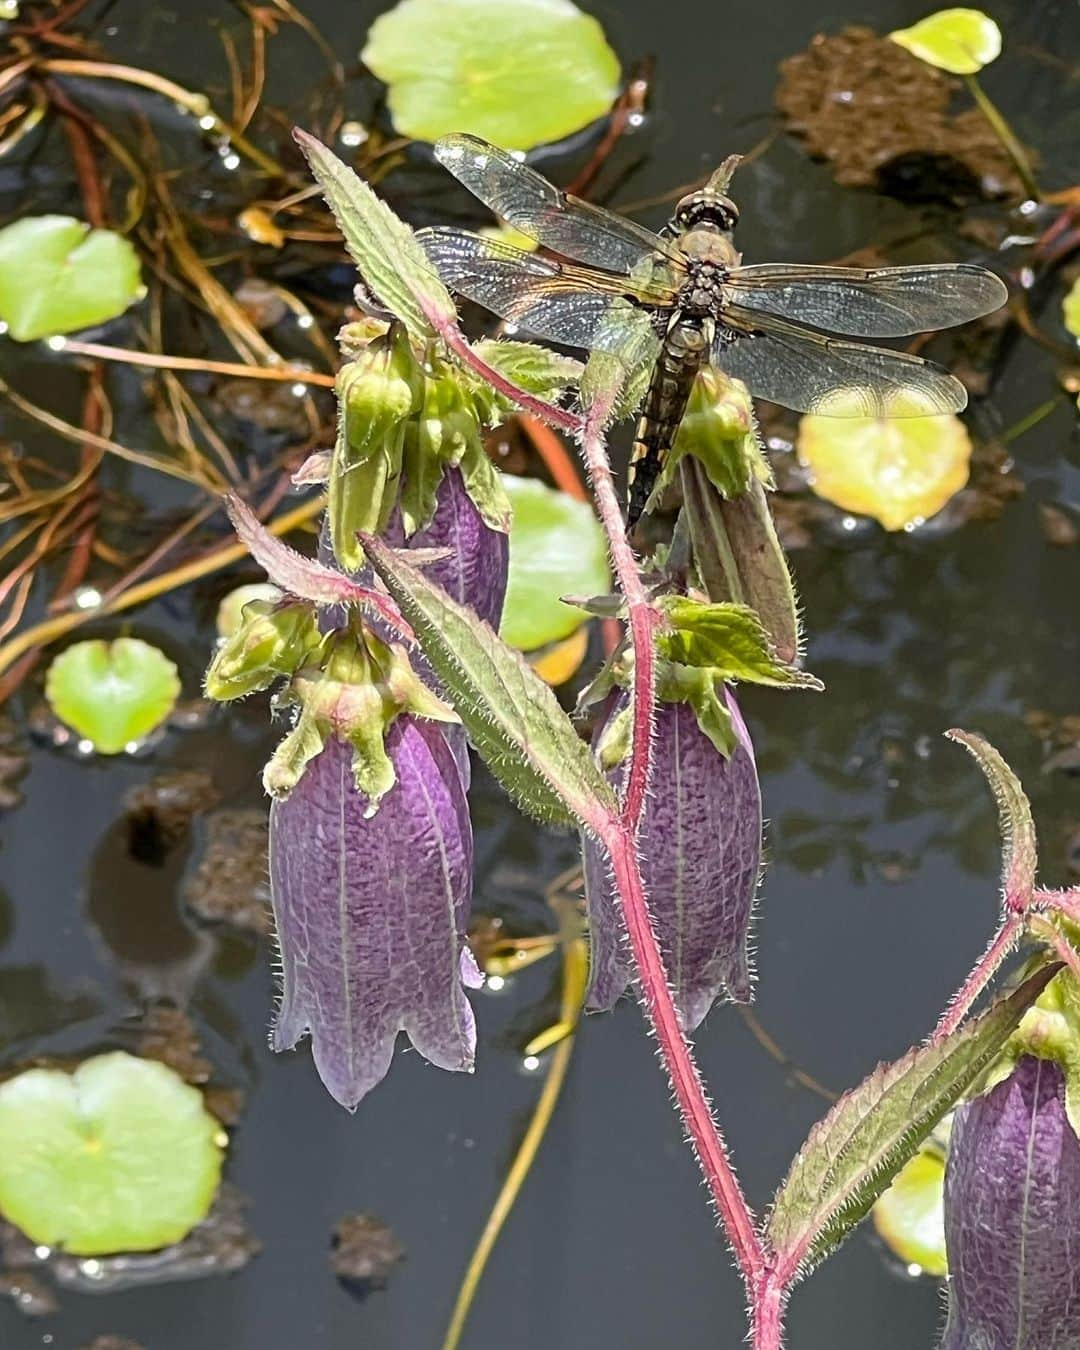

left=716, top=305, right=969, bottom=417
left=434, top=133, right=685, bottom=277
left=726, top=262, right=1007, bottom=337
left=419, top=226, right=665, bottom=352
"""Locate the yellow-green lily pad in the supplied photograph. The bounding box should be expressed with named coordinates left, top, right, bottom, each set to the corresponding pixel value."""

left=361, top=0, right=621, bottom=151
left=796, top=411, right=972, bottom=531
left=0, top=216, right=143, bottom=343
left=889, top=8, right=1002, bottom=75
left=499, top=474, right=609, bottom=651
left=45, top=637, right=181, bottom=754
left=872, top=1147, right=948, bottom=1276
left=0, top=1052, right=224, bottom=1255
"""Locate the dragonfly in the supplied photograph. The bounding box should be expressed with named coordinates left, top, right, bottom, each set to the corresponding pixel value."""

left=419, top=134, right=1008, bottom=527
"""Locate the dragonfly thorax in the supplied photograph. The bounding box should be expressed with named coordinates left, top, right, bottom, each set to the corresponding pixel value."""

left=677, top=254, right=736, bottom=318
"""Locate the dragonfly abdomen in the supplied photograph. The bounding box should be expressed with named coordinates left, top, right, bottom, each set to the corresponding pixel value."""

left=627, top=318, right=708, bottom=527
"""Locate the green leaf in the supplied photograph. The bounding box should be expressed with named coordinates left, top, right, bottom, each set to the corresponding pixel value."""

left=889, top=8, right=1002, bottom=75
left=661, top=366, right=765, bottom=502
left=681, top=459, right=801, bottom=667
left=767, top=966, right=1057, bottom=1274
left=1064, top=277, right=1080, bottom=341
left=946, top=729, right=1037, bottom=908
left=500, top=475, right=609, bottom=651
left=361, top=0, right=621, bottom=151
left=360, top=532, right=618, bottom=828
left=0, top=1052, right=223, bottom=1255
left=471, top=339, right=582, bottom=396
left=871, top=1146, right=948, bottom=1277
left=0, top=216, right=143, bottom=343
left=658, top=598, right=822, bottom=690
left=45, top=638, right=181, bottom=754
left=295, top=130, right=456, bottom=340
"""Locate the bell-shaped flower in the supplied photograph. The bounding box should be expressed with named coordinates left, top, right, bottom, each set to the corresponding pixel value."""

left=269, top=718, right=481, bottom=1109
left=940, top=1054, right=1080, bottom=1349
left=582, top=684, right=761, bottom=1029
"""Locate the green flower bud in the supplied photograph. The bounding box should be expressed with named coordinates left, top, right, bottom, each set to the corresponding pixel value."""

left=204, top=599, right=320, bottom=700
left=329, top=325, right=422, bottom=570
left=263, top=626, right=457, bottom=809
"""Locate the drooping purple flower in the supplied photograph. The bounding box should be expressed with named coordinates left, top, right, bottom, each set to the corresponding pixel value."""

left=940, top=1055, right=1080, bottom=1350
left=582, top=689, right=761, bottom=1030
left=269, top=720, right=478, bottom=1109
left=388, top=465, right=508, bottom=631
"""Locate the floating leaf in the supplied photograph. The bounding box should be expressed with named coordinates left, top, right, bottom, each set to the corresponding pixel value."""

left=946, top=729, right=1037, bottom=910
left=500, top=475, right=609, bottom=651
left=529, top=626, right=589, bottom=687
left=767, top=966, right=1056, bottom=1275
left=1064, top=278, right=1080, bottom=340
left=0, top=216, right=143, bottom=343
left=796, top=410, right=972, bottom=531
left=361, top=0, right=621, bottom=151
left=0, top=1052, right=223, bottom=1255
left=45, top=638, right=180, bottom=754
left=215, top=583, right=283, bottom=638
left=890, top=9, right=1002, bottom=75
left=294, top=130, right=456, bottom=339
left=872, top=1147, right=948, bottom=1277
left=360, top=532, right=617, bottom=829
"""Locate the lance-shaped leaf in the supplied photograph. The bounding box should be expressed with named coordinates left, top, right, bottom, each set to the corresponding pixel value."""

left=269, top=723, right=478, bottom=1109
left=766, top=965, right=1057, bottom=1277
left=359, top=532, right=617, bottom=829
left=583, top=691, right=760, bottom=1028
left=940, top=1055, right=1080, bottom=1349
left=294, top=129, right=456, bottom=340
left=947, top=729, right=1037, bottom=911
left=659, top=598, right=822, bottom=691
left=226, top=495, right=410, bottom=637
left=681, top=457, right=801, bottom=666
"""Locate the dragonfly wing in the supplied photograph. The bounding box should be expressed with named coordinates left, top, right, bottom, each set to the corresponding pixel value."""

left=715, top=305, right=969, bottom=416
left=434, top=133, right=684, bottom=278
left=419, top=227, right=655, bottom=352
left=726, top=262, right=1007, bottom=337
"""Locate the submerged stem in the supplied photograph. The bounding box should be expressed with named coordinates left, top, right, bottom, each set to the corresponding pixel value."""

left=964, top=74, right=1040, bottom=202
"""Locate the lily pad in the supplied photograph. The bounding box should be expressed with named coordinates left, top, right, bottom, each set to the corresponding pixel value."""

left=1064, top=277, right=1080, bottom=340
left=889, top=8, right=1002, bottom=75
left=215, top=583, right=283, bottom=638
left=0, top=216, right=143, bottom=343
left=872, top=1147, right=948, bottom=1276
left=528, top=625, right=590, bottom=687
left=500, top=474, right=609, bottom=651
left=361, top=0, right=621, bottom=151
left=796, top=411, right=972, bottom=531
left=45, top=637, right=181, bottom=754
left=0, top=1052, right=224, bottom=1255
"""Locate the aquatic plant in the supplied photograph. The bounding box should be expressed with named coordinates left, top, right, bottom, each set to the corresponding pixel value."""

left=200, top=132, right=1080, bottom=1350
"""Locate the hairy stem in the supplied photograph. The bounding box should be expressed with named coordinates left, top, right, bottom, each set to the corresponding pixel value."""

left=578, top=418, right=657, bottom=831
left=600, top=819, right=765, bottom=1288
left=931, top=912, right=1024, bottom=1043
left=751, top=1271, right=787, bottom=1350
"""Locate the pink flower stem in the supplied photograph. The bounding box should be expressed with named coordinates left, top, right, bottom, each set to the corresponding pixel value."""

left=599, top=818, right=766, bottom=1289
left=931, top=912, right=1024, bottom=1043
left=578, top=415, right=657, bottom=831
left=751, top=1270, right=787, bottom=1350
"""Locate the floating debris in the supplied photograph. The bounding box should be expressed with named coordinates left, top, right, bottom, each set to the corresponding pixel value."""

left=183, top=809, right=272, bottom=935
left=776, top=26, right=1028, bottom=201
left=330, top=1213, right=405, bottom=1290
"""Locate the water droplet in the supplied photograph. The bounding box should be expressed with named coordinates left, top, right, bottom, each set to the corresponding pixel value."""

left=296, top=313, right=314, bottom=330
left=222, top=153, right=241, bottom=172
left=45, top=335, right=67, bottom=352
left=73, top=586, right=103, bottom=611
left=841, top=515, right=858, bottom=532
left=198, top=113, right=217, bottom=132
left=486, top=974, right=506, bottom=992
left=291, top=382, right=307, bottom=398
left=522, top=1054, right=541, bottom=1072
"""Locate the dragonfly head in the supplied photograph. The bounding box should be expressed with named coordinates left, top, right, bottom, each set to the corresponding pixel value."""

left=673, top=156, right=742, bottom=235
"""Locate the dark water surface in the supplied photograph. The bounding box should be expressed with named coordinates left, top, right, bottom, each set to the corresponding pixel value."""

left=2, top=0, right=1080, bottom=1346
